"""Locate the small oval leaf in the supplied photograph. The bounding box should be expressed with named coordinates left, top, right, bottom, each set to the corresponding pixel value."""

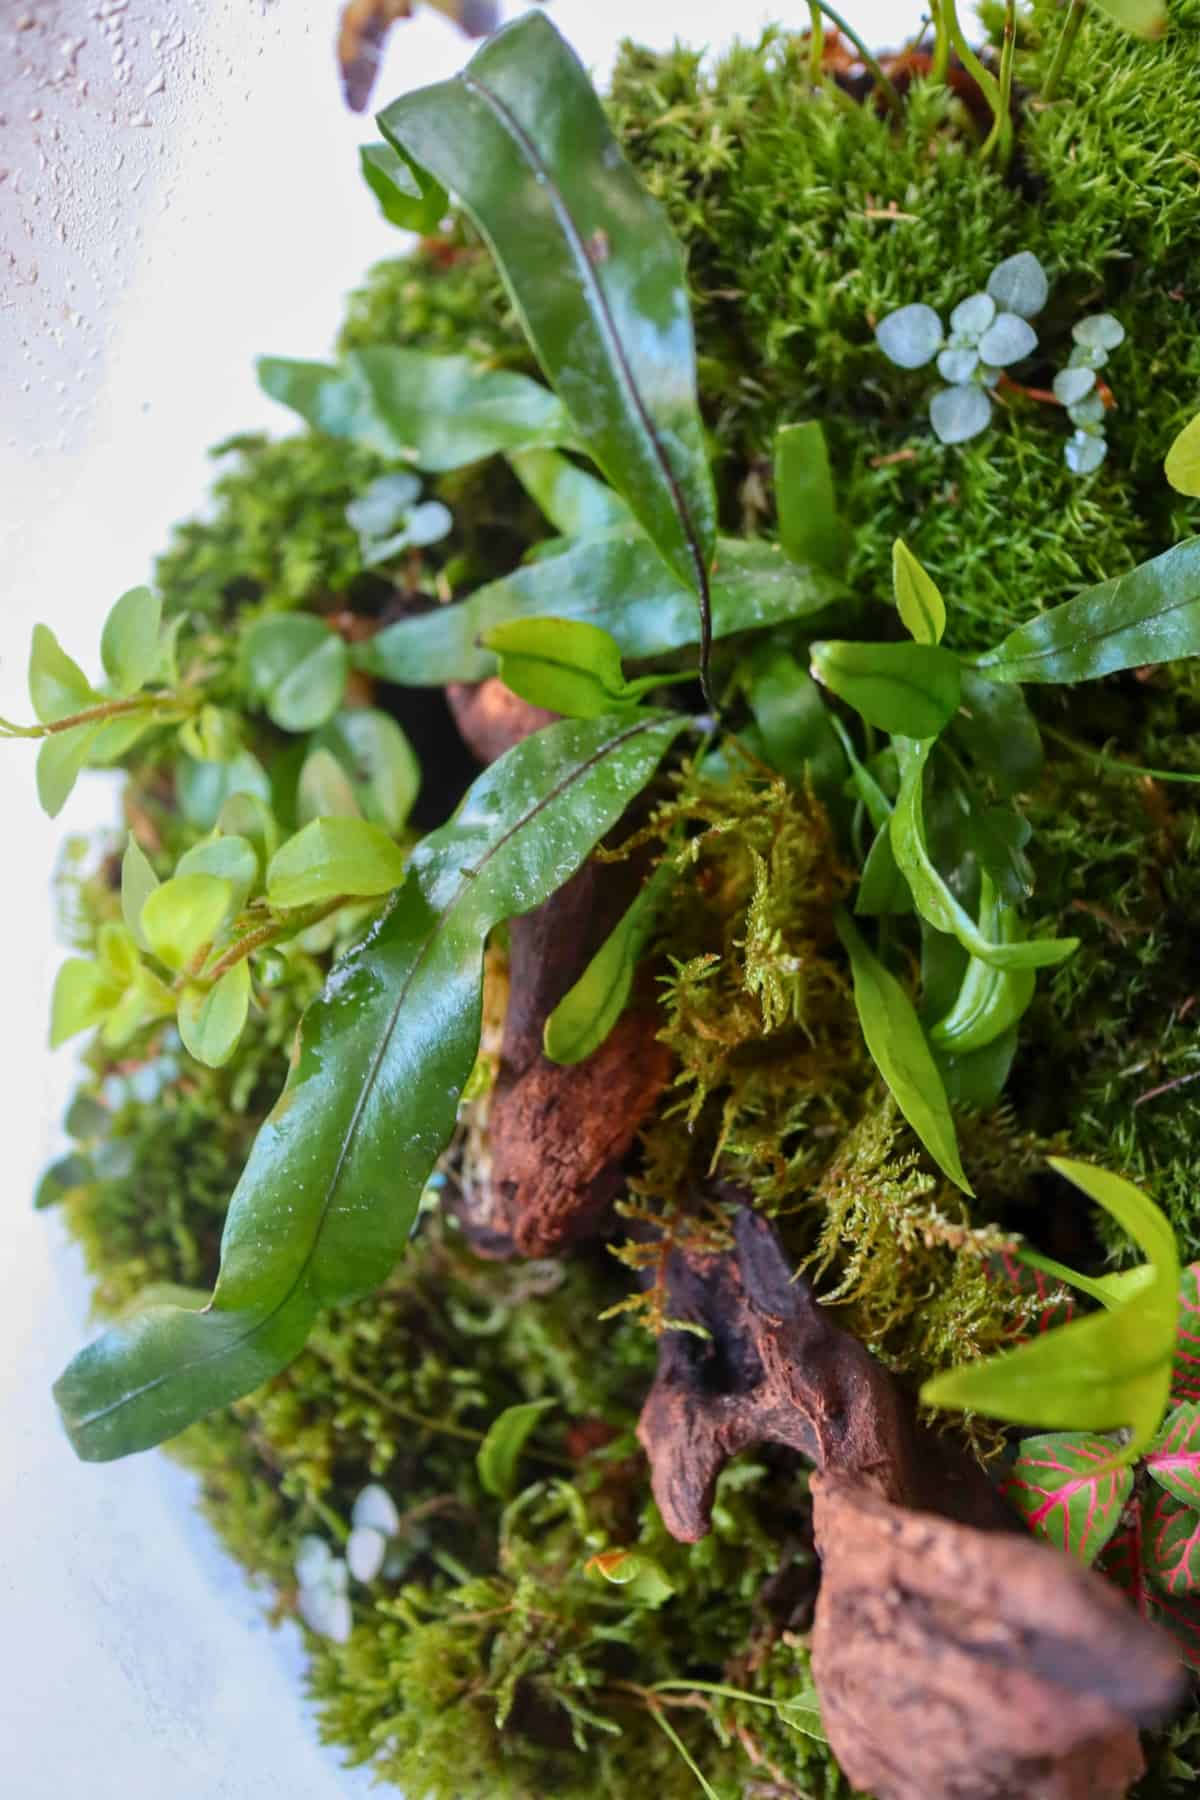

left=266, top=817, right=407, bottom=909
left=892, top=539, right=947, bottom=645
left=141, top=873, right=235, bottom=974
left=177, top=961, right=251, bottom=1069
left=810, top=639, right=961, bottom=739
left=100, top=587, right=163, bottom=696
left=477, top=1398, right=556, bottom=1498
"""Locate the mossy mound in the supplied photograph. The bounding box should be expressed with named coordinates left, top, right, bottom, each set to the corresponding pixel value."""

left=41, top=10, right=1200, bottom=1797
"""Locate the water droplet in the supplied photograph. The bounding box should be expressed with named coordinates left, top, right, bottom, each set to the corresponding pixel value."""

left=144, top=71, right=165, bottom=97
left=28, top=107, right=42, bottom=122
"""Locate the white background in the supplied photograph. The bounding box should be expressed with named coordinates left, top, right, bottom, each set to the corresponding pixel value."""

left=1, top=3, right=938, bottom=1793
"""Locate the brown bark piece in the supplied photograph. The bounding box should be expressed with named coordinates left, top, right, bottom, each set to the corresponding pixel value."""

left=810, top=1475, right=1182, bottom=1800
left=446, top=678, right=559, bottom=765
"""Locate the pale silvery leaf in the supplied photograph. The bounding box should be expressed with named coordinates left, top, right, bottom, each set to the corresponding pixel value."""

left=977, top=313, right=1038, bottom=367
left=1068, top=392, right=1106, bottom=428
left=930, top=384, right=992, bottom=444
left=299, top=1579, right=353, bottom=1643
left=346, top=1525, right=388, bottom=1583
left=938, top=347, right=979, bottom=384
left=1065, top=431, right=1108, bottom=475
left=1073, top=314, right=1126, bottom=352
left=949, top=292, right=996, bottom=337
left=1069, top=342, right=1107, bottom=372
left=294, top=1534, right=332, bottom=1587
left=1053, top=367, right=1097, bottom=407
left=352, top=1483, right=401, bottom=1537
left=876, top=303, right=943, bottom=369
left=326, top=1558, right=350, bottom=1594
left=346, top=472, right=422, bottom=539
left=986, top=251, right=1049, bottom=319
left=976, top=365, right=1003, bottom=387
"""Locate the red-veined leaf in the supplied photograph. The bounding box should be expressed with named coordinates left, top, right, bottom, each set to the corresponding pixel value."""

left=1151, top=1588, right=1200, bottom=1668
left=1096, top=1497, right=1154, bottom=1619
left=1002, top=1432, right=1131, bottom=1563
left=1146, top=1400, right=1200, bottom=1508
left=1145, top=1489, right=1200, bottom=1598
left=1172, top=1264, right=1200, bottom=1403
left=985, top=1249, right=1076, bottom=1337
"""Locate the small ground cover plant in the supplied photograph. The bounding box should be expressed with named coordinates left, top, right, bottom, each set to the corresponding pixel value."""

left=17, top=4, right=1200, bottom=1797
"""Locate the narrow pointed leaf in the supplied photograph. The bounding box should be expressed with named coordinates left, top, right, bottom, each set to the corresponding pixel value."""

left=53, top=713, right=685, bottom=1460
left=1147, top=1402, right=1200, bottom=1508
left=359, top=141, right=447, bottom=232
left=774, top=422, right=845, bottom=574
left=1146, top=1492, right=1200, bottom=1597
left=834, top=909, right=971, bottom=1194
left=100, top=587, right=162, bottom=696
left=1002, top=1432, right=1132, bottom=1563
left=810, top=639, right=960, bottom=738
left=476, top=1398, right=556, bottom=1499
left=121, top=835, right=160, bottom=947
left=927, top=875, right=1037, bottom=1052
left=976, top=539, right=1200, bottom=685
left=891, top=738, right=1076, bottom=970
left=1174, top=1266, right=1200, bottom=1403
left=378, top=12, right=718, bottom=684
left=892, top=540, right=946, bottom=645
left=29, top=622, right=97, bottom=724
left=544, top=856, right=677, bottom=1064
left=856, top=824, right=912, bottom=917
left=509, top=449, right=633, bottom=538
left=266, top=817, right=406, bottom=909
left=358, top=534, right=841, bottom=687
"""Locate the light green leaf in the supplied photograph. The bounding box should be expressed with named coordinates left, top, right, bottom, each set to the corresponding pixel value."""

left=177, top=704, right=243, bottom=764
left=240, top=615, right=348, bottom=734
left=774, top=421, right=845, bottom=575
left=309, top=710, right=420, bottom=837
left=258, top=348, right=569, bottom=469
left=297, top=749, right=362, bottom=824
left=216, top=792, right=281, bottom=868
left=892, top=539, right=946, bottom=645
left=177, top=752, right=272, bottom=832
left=99, top=964, right=176, bottom=1050
left=856, top=823, right=912, bottom=917
left=100, top=587, right=162, bottom=696
left=359, top=140, right=447, bottom=232
left=1093, top=0, right=1166, bottom=38
left=777, top=1683, right=827, bottom=1743
left=834, top=908, right=972, bottom=1194
left=810, top=639, right=961, bottom=738
left=175, top=834, right=259, bottom=914
left=379, top=11, right=717, bottom=677
left=29, top=622, right=97, bottom=724
left=509, top=448, right=633, bottom=538
left=543, top=857, right=676, bottom=1064
left=1166, top=415, right=1200, bottom=499
left=975, top=539, right=1200, bottom=685
left=586, top=1549, right=675, bottom=1607
left=359, top=533, right=842, bottom=687
left=141, top=873, right=235, bottom=974
left=266, top=817, right=407, bottom=910
left=482, top=616, right=643, bottom=718
left=50, top=958, right=123, bottom=1048
left=927, top=875, right=1036, bottom=1053
left=36, top=723, right=103, bottom=817
left=922, top=1159, right=1179, bottom=1459
left=53, top=712, right=686, bottom=1460
left=890, top=738, right=1076, bottom=970
left=476, top=1398, right=556, bottom=1498
left=178, top=962, right=252, bottom=1069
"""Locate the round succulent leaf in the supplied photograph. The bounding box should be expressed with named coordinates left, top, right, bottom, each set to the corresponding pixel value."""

left=1065, top=431, right=1108, bottom=476
left=1069, top=341, right=1106, bottom=372
left=294, top=1535, right=332, bottom=1586
left=929, top=383, right=992, bottom=445
left=937, top=347, right=979, bottom=385
left=1003, top=1431, right=1132, bottom=1563
left=875, top=302, right=943, bottom=369
left=977, top=313, right=1038, bottom=368
left=1147, top=1402, right=1200, bottom=1508
left=1074, top=313, right=1126, bottom=353
left=1068, top=393, right=1106, bottom=428
left=1145, top=1490, right=1200, bottom=1597
left=346, top=1525, right=387, bottom=1584
left=298, top=1581, right=352, bottom=1643
left=986, top=251, right=1049, bottom=319
left=351, top=1484, right=401, bottom=1537
left=1053, top=367, right=1097, bottom=407
left=949, top=292, right=996, bottom=338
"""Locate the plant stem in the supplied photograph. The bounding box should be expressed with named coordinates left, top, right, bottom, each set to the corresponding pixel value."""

left=0, top=694, right=189, bottom=739
left=812, top=2, right=903, bottom=120
left=929, top=0, right=951, bottom=82
left=982, top=0, right=1017, bottom=164
left=200, top=897, right=349, bottom=987
left=1043, top=723, right=1200, bottom=787
left=806, top=0, right=824, bottom=85
left=938, top=0, right=1008, bottom=161
left=1042, top=0, right=1086, bottom=102
left=319, top=1360, right=572, bottom=1467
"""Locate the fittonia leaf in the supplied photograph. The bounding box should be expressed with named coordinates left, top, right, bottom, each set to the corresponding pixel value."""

left=1002, top=1432, right=1133, bottom=1563
left=1146, top=1403, right=1200, bottom=1509
left=1174, top=1266, right=1200, bottom=1403
left=53, top=713, right=686, bottom=1459
left=1144, top=1490, right=1200, bottom=1598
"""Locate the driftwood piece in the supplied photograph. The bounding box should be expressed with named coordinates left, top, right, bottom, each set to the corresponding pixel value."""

left=636, top=1204, right=1185, bottom=1800
left=446, top=678, right=559, bottom=766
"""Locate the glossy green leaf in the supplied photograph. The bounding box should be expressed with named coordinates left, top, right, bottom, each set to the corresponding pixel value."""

left=949, top=669, right=1043, bottom=798
left=217, top=792, right=282, bottom=869
left=927, top=876, right=1036, bottom=1053
left=297, top=748, right=362, bottom=823
left=481, top=615, right=678, bottom=719
left=178, top=962, right=252, bottom=1070
left=856, top=824, right=912, bottom=917
left=50, top=958, right=122, bottom=1048
left=1003, top=1432, right=1132, bottom=1563
left=175, top=834, right=259, bottom=915
left=743, top=642, right=845, bottom=799
left=891, top=739, right=1076, bottom=970
left=834, top=909, right=971, bottom=1194
left=810, top=639, right=961, bottom=738
left=359, top=140, right=447, bottom=232
left=476, top=1398, right=556, bottom=1498
left=1093, top=0, right=1167, bottom=38
left=266, top=817, right=407, bottom=910
left=36, top=723, right=102, bottom=818
left=240, top=615, right=348, bottom=734
left=53, top=712, right=685, bottom=1460
left=828, top=713, right=891, bottom=831
left=922, top=1158, right=1179, bottom=1459
left=141, top=874, right=234, bottom=974
left=774, top=421, right=844, bottom=575
left=1145, top=1491, right=1200, bottom=1597
left=378, top=11, right=717, bottom=680
left=1166, top=416, right=1200, bottom=499
left=309, top=709, right=420, bottom=836
left=966, top=805, right=1034, bottom=903
left=177, top=752, right=272, bottom=832
left=360, top=533, right=841, bottom=687
left=586, top=1549, right=675, bottom=1607
left=258, top=348, right=569, bottom=470
left=28, top=623, right=97, bottom=724
left=975, top=539, right=1200, bottom=685
left=892, top=539, right=946, bottom=646
left=1147, top=1403, right=1200, bottom=1509
left=544, top=857, right=676, bottom=1064
left=100, top=587, right=162, bottom=696
left=509, top=448, right=633, bottom=538
left=935, top=1022, right=1020, bottom=1110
